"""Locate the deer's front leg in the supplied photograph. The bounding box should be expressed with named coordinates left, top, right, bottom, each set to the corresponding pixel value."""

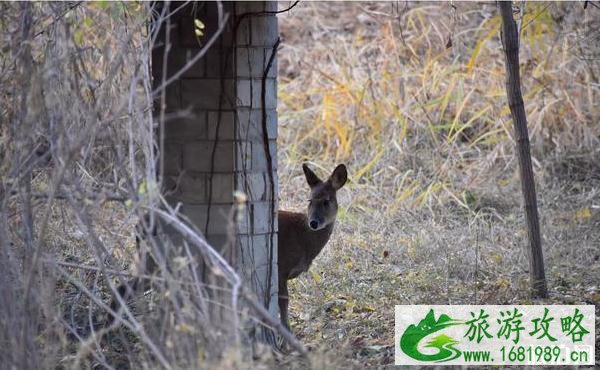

left=278, top=278, right=290, bottom=330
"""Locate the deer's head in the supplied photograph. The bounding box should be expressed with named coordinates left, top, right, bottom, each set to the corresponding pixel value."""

left=302, top=163, right=348, bottom=231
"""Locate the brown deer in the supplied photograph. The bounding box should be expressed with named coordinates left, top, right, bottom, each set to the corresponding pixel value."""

left=278, top=163, right=348, bottom=329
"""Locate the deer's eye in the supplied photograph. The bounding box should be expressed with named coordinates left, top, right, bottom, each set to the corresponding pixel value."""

left=322, top=199, right=330, bottom=207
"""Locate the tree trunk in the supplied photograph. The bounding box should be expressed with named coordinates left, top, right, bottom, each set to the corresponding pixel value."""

left=499, top=1, right=548, bottom=298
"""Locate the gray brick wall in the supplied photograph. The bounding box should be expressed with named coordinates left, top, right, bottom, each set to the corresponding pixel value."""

left=153, top=1, right=279, bottom=344
left=233, top=2, right=279, bottom=337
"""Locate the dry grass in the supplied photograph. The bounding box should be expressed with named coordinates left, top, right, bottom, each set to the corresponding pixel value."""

left=276, top=2, right=599, bottom=368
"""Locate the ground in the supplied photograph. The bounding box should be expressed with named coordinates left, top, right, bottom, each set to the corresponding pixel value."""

left=280, top=176, right=599, bottom=367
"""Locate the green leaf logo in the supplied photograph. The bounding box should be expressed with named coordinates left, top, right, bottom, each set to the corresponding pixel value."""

left=400, top=309, right=463, bottom=362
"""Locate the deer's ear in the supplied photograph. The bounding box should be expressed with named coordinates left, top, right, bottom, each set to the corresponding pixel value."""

left=303, top=163, right=322, bottom=188
left=329, top=164, right=347, bottom=190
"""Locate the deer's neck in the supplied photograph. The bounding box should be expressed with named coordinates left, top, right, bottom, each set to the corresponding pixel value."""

left=307, top=220, right=335, bottom=261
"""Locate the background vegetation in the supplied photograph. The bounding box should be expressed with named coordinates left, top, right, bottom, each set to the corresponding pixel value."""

left=277, top=2, right=598, bottom=367
left=0, top=1, right=598, bottom=369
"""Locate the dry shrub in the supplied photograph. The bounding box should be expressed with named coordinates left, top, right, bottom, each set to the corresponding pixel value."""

left=0, top=2, right=287, bottom=369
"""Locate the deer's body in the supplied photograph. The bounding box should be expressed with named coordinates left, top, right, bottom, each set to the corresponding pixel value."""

left=277, top=164, right=347, bottom=329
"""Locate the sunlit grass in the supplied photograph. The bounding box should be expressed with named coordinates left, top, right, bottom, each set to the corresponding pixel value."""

left=278, top=2, right=598, bottom=213
left=277, top=3, right=599, bottom=367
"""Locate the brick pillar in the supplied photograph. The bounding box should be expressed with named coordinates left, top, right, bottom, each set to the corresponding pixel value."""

left=152, top=1, right=279, bottom=344
left=234, top=2, right=279, bottom=345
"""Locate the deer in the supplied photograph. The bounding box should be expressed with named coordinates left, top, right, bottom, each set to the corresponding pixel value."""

left=277, top=163, right=348, bottom=329
left=109, top=163, right=348, bottom=332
